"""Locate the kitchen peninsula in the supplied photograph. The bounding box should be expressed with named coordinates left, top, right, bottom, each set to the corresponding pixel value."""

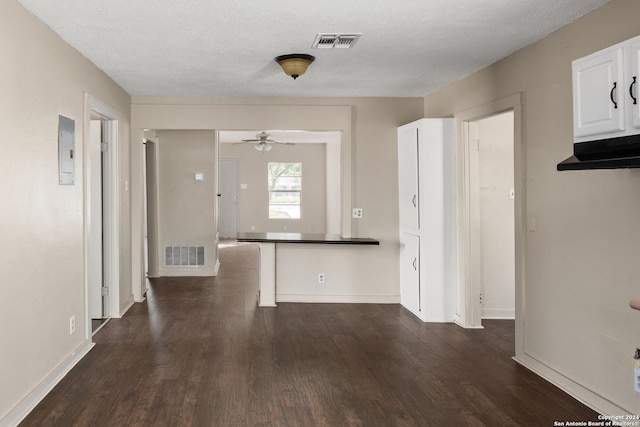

left=236, top=232, right=380, bottom=306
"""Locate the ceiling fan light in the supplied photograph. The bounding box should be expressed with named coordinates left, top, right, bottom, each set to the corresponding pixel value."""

left=275, top=54, right=315, bottom=79
left=255, top=143, right=272, bottom=152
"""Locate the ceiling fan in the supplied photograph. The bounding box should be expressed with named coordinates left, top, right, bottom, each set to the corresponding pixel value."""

left=233, top=131, right=296, bottom=152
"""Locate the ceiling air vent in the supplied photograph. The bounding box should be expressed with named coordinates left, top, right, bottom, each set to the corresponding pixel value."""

left=312, top=33, right=361, bottom=49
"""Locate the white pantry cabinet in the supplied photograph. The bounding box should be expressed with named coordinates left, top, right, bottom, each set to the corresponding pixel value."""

left=397, top=119, right=456, bottom=322
left=573, top=34, right=640, bottom=142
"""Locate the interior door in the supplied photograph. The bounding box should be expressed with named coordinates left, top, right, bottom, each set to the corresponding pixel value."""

left=219, top=159, right=239, bottom=238
left=88, top=120, right=103, bottom=319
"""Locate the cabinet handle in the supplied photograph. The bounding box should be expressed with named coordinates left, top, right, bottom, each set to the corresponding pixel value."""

left=610, top=82, right=618, bottom=109
left=412, top=258, right=417, bottom=270
left=412, top=194, right=417, bottom=207
left=630, top=77, right=637, bottom=105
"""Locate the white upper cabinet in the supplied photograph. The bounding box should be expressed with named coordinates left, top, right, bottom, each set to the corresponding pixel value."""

left=397, top=125, right=419, bottom=231
left=630, top=39, right=640, bottom=129
left=573, top=35, right=640, bottom=142
left=573, top=46, right=624, bottom=139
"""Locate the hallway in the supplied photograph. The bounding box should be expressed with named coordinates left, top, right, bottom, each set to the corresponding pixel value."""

left=21, top=242, right=597, bottom=426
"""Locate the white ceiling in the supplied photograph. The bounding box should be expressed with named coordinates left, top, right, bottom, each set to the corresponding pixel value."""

left=17, top=0, right=611, bottom=98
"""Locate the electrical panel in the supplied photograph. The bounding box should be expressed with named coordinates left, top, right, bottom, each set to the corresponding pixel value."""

left=58, top=115, right=75, bottom=185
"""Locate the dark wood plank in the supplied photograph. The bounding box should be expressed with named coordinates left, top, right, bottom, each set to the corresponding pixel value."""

left=20, top=242, right=599, bottom=427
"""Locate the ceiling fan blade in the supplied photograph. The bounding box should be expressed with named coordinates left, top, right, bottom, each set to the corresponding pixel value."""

left=271, top=140, right=296, bottom=146
left=232, top=141, right=250, bottom=145
left=241, top=138, right=260, bottom=142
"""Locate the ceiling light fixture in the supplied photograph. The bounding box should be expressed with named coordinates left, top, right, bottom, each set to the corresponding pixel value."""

left=255, top=142, right=272, bottom=152
left=274, top=54, right=315, bottom=80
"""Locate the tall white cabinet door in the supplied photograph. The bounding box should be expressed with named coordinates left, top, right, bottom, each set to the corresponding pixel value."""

left=630, top=39, right=640, bottom=129
left=573, top=46, right=625, bottom=139
left=400, top=233, right=420, bottom=317
left=398, top=126, right=419, bottom=230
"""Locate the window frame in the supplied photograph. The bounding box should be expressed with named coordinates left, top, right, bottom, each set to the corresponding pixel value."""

left=268, top=162, right=302, bottom=219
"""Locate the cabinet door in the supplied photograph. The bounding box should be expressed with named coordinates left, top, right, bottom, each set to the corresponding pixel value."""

left=573, top=46, right=625, bottom=139
left=630, top=39, right=640, bottom=129
left=400, top=233, right=420, bottom=316
left=398, top=126, right=419, bottom=230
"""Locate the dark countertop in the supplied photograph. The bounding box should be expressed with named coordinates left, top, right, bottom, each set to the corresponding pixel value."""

left=236, top=232, right=380, bottom=245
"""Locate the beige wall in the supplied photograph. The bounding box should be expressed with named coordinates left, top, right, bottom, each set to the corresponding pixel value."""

left=424, top=0, right=640, bottom=414
left=220, top=142, right=326, bottom=233
left=8, top=0, right=638, bottom=421
left=131, top=98, right=424, bottom=303
left=156, top=130, right=218, bottom=276
left=0, top=0, right=131, bottom=423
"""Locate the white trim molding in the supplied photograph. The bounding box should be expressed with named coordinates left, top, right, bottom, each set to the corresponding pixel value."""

left=514, top=354, right=630, bottom=416
left=0, top=341, right=94, bottom=427
left=276, top=294, right=400, bottom=304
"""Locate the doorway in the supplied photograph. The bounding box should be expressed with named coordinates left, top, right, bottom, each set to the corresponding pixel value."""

left=88, top=118, right=106, bottom=331
left=84, top=94, right=120, bottom=338
left=144, top=139, right=160, bottom=280
left=219, top=159, right=239, bottom=238
left=471, top=111, right=515, bottom=320
left=456, top=94, right=524, bottom=334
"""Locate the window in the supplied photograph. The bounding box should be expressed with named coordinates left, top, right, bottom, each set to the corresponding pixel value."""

left=268, top=162, right=301, bottom=219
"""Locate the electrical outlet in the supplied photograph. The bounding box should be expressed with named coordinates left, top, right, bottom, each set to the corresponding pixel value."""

left=318, top=273, right=325, bottom=284
left=69, top=315, right=76, bottom=335
left=352, top=208, right=363, bottom=219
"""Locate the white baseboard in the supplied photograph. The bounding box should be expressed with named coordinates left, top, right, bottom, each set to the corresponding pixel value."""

left=513, top=353, right=630, bottom=416
left=454, top=319, right=485, bottom=329
left=213, top=258, right=220, bottom=276
left=0, top=340, right=94, bottom=427
left=481, top=308, right=515, bottom=319
left=158, top=268, right=217, bottom=277
left=119, top=297, right=136, bottom=317
left=276, top=294, right=400, bottom=304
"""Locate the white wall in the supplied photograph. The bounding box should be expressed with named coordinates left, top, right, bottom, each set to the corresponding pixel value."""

left=424, top=0, right=640, bottom=415
left=477, top=112, right=515, bottom=319
left=0, top=1, right=131, bottom=423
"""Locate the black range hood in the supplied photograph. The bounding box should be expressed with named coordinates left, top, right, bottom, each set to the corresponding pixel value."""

left=557, top=133, right=640, bottom=170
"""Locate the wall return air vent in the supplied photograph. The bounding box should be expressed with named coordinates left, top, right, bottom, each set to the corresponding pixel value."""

left=312, top=33, right=362, bottom=49
left=164, top=245, right=205, bottom=267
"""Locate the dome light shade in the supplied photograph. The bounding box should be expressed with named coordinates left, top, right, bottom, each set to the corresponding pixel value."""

left=275, top=54, right=315, bottom=79
left=255, top=142, right=272, bottom=152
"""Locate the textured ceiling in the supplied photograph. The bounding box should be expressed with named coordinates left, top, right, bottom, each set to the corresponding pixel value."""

left=17, top=0, right=612, bottom=97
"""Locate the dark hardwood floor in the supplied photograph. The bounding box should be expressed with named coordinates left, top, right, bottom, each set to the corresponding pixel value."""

left=21, top=242, right=598, bottom=426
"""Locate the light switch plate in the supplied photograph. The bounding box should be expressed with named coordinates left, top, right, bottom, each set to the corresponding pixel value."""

left=527, top=215, right=537, bottom=232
